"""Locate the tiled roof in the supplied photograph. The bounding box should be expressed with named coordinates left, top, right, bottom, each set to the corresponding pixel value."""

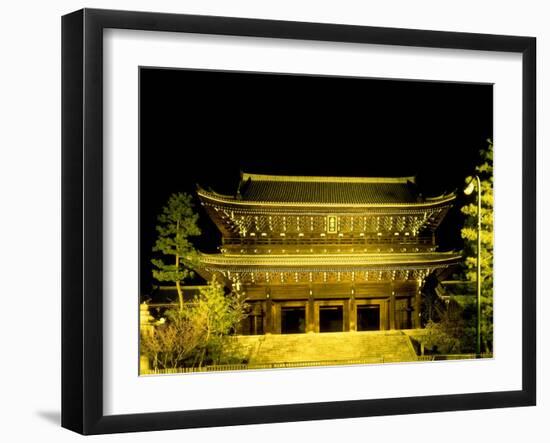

left=198, top=251, right=462, bottom=270
left=238, top=173, right=419, bottom=204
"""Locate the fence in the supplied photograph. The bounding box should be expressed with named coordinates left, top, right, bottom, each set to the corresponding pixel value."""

left=142, top=353, right=494, bottom=375
left=416, top=353, right=493, bottom=361
left=142, top=357, right=391, bottom=375
left=143, top=354, right=470, bottom=375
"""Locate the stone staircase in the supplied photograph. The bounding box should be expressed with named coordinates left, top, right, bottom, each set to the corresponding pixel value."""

left=236, top=330, right=418, bottom=365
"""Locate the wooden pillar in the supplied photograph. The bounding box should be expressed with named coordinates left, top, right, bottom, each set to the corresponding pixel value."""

left=307, top=288, right=315, bottom=332
left=343, top=299, right=350, bottom=332
left=264, top=289, right=273, bottom=334
left=349, top=288, right=357, bottom=332
left=414, top=279, right=422, bottom=329
left=314, top=301, right=320, bottom=333
left=273, top=303, right=281, bottom=334
left=406, top=297, right=412, bottom=330
left=389, top=282, right=396, bottom=330
left=380, top=301, right=387, bottom=331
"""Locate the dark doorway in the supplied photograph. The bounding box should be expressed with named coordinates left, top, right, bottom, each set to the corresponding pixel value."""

left=281, top=307, right=306, bottom=334
left=319, top=306, right=343, bottom=332
left=357, top=305, right=381, bottom=331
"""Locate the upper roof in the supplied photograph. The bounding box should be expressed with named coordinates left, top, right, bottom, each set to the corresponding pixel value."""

left=196, top=172, right=457, bottom=211
left=235, top=172, right=418, bottom=205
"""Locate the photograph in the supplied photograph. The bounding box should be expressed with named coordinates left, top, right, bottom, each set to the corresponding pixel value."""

left=0, top=0, right=543, bottom=440
left=138, top=67, right=494, bottom=375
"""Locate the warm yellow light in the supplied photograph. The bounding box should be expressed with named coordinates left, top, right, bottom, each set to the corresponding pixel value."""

left=464, top=179, right=476, bottom=196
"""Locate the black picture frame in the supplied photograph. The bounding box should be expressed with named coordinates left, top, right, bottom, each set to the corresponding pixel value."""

left=62, top=8, right=536, bottom=435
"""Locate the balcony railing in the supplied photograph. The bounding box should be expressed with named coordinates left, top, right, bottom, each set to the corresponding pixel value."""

left=222, top=235, right=434, bottom=248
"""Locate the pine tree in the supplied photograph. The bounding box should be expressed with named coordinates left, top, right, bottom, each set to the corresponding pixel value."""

left=460, top=140, right=494, bottom=352
left=152, top=193, right=201, bottom=311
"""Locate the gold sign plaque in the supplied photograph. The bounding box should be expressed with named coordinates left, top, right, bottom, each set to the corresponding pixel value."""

left=327, top=215, right=338, bottom=233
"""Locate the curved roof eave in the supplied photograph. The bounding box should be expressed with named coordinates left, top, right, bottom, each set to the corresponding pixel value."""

left=197, top=251, right=463, bottom=268
left=196, top=187, right=457, bottom=209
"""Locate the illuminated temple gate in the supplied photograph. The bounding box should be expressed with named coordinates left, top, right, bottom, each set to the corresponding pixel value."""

left=196, top=172, right=461, bottom=335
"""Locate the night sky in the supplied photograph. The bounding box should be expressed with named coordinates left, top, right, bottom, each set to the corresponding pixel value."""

left=140, top=68, right=493, bottom=297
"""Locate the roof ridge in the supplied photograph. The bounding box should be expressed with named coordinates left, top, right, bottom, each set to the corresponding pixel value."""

left=240, top=172, right=416, bottom=184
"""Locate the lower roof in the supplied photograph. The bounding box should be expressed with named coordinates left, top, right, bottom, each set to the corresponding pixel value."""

left=198, top=251, right=462, bottom=271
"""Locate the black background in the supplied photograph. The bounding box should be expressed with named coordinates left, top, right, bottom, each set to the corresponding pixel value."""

left=140, top=68, right=492, bottom=297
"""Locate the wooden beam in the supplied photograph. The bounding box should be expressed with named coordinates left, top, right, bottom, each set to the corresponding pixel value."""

left=414, top=279, right=422, bottom=328
left=389, top=281, right=396, bottom=330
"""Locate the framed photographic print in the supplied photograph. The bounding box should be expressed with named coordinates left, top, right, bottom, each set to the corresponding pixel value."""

left=61, top=8, right=536, bottom=435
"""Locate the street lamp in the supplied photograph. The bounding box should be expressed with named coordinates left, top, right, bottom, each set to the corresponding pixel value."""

left=463, top=175, right=481, bottom=356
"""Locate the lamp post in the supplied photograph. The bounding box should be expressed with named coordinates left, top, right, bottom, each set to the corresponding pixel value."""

left=463, top=175, right=481, bottom=356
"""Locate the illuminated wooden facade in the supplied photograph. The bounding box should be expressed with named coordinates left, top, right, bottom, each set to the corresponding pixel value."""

left=196, top=173, right=461, bottom=335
